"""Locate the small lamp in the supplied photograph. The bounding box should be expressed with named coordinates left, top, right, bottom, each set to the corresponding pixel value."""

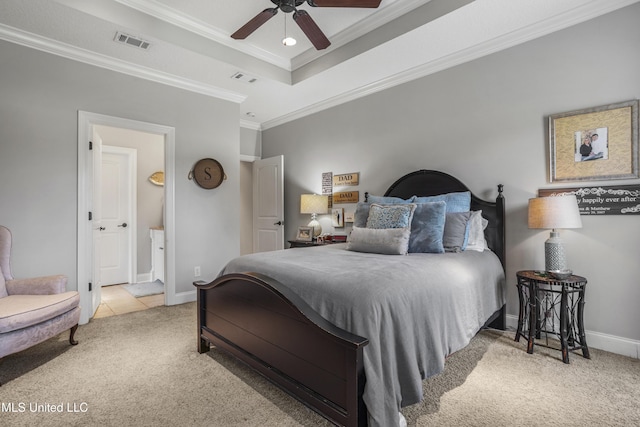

left=300, top=194, right=328, bottom=238
left=528, top=195, right=582, bottom=272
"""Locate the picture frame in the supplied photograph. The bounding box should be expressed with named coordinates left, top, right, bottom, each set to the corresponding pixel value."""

left=296, top=226, right=313, bottom=242
left=344, top=210, right=355, bottom=223
left=332, top=208, right=344, bottom=227
left=549, top=100, right=639, bottom=182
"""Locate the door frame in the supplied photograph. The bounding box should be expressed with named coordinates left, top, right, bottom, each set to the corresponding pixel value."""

left=101, top=145, right=137, bottom=286
left=77, top=111, right=176, bottom=325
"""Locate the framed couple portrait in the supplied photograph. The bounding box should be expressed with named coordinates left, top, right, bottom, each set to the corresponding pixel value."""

left=549, top=99, right=638, bottom=182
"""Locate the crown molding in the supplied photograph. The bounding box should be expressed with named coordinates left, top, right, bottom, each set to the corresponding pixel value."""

left=0, top=23, right=246, bottom=104
left=115, top=0, right=293, bottom=70
left=240, top=119, right=262, bottom=131
left=291, top=0, right=430, bottom=70
left=117, top=0, right=432, bottom=72
left=262, top=0, right=640, bottom=130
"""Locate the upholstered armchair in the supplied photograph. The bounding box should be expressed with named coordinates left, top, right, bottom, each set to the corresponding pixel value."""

left=0, top=225, right=80, bottom=365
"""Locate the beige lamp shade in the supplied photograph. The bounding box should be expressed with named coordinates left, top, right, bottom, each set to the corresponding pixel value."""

left=528, top=195, right=582, bottom=272
left=528, top=195, right=582, bottom=230
left=300, top=194, right=329, bottom=215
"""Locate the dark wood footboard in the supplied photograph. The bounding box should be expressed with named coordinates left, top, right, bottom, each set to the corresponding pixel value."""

left=195, top=272, right=369, bottom=427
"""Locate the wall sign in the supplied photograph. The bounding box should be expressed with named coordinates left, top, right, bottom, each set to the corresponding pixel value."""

left=539, top=185, right=640, bottom=215
left=333, top=191, right=359, bottom=204
left=189, top=158, right=225, bottom=189
left=322, top=172, right=333, bottom=209
left=333, top=172, right=359, bottom=187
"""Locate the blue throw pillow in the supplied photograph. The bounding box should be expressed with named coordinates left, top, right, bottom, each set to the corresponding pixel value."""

left=367, top=195, right=416, bottom=204
left=413, top=191, right=471, bottom=213
left=353, top=196, right=415, bottom=228
left=408, top=201, right=446, bottom=253
left=366, top=203, right=416, bottom=229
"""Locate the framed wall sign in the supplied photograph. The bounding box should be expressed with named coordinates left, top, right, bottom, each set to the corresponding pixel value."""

left=549, top=100, right=638, bottom=182
left=333, top=173, right=359, bottom=187
left=332, top=208, right=344, bottom=227
left=539, top=185, right=640, bottom=215
left=333, top=191, right=359, bottom=204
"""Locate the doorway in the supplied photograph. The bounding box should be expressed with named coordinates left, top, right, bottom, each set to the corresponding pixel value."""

left=93, top=128, right=162, bottom=318
left=77, top=111, right=176, bottom=325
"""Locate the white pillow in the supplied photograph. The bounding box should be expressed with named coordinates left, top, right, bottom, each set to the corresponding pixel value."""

left=465, top=211, right=488, bottom=252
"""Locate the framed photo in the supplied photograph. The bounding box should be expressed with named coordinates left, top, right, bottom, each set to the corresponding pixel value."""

left=332, top=208, right=344, bottom=227
left=296, top=226, right=313, bottom=242
left=344, top=210, right=355, bottom=223
left=549, top=100, right=638, bottom=182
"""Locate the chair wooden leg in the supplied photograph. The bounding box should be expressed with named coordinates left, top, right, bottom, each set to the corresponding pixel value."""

left=69, top=324, right=79, bottom=345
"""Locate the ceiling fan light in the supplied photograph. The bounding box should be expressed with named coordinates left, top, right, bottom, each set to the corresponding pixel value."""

left=282, top=36, right=297, bottom=46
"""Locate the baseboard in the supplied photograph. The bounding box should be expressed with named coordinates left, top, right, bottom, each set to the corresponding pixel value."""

left=137, top=272, right=152, bottom=283
left=506, top=314, right=639, bottom=359
left=167, top=289, right=196, bottom=306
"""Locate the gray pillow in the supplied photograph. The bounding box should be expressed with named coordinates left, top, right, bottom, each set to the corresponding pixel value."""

left=443, top=211, right=472, bottom=252
left=408, top=201, right=446, bottom=254
left=347, top=227, right=411, bottom=255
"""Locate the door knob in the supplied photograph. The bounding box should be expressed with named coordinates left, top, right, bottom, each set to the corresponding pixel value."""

left=118, top=222, right=128, bottom=228
left=274, top=221, right=283, bottom=226
left=97, top=226, right=105, bottom=231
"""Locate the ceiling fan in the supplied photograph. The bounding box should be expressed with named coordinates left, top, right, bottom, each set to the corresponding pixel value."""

left=231, top=0, right=382, bottom=50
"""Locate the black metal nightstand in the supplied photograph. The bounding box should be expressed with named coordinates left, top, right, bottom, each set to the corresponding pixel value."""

left=515, top=270, right=590, bottom=364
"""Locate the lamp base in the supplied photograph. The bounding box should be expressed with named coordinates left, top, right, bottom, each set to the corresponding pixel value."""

left=308, top=219, right=322, bottom=238
left=545, top=231, right=567, bottom=271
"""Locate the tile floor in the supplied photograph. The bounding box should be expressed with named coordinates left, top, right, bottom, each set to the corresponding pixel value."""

left=93, top=283, right=164, bottom=319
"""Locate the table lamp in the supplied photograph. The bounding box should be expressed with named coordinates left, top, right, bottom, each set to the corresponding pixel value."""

left=300, top=194, right=328, bottom=238
left=528, top=195, right=582, bottom=272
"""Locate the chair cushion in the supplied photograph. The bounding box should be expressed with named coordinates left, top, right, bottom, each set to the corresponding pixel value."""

left=0, top=291, right=80, bottom=333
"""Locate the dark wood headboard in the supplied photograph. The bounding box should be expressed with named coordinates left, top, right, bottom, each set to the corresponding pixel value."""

left=372, top=170, right=505, bottom=268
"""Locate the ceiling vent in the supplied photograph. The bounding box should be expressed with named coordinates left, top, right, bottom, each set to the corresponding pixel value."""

left=231, top=72, right=258, bottom=84
left=114, top=31, right=151, bottom=50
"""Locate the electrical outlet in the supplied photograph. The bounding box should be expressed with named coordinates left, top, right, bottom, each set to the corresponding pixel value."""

left=194, top=266, right=201, bottom=277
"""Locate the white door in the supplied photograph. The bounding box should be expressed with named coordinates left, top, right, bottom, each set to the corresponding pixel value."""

left=253, top=155, right=284, bottom=253
left=91, top=130, right=103, bottom=316
left=99, top=146, right=136, bottom=286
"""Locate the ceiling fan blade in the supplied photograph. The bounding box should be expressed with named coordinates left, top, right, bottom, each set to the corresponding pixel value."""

left=231, top=8, right=278, bottom=40
left=293, top=10, right=331, bottom=50
left=307, top=0, right=382, bottom=7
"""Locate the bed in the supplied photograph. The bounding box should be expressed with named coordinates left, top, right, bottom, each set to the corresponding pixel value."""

left=195, top=170, right=506, bottom=427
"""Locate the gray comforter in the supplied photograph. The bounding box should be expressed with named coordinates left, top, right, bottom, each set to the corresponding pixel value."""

left=220, top=243, right=505, bottom=427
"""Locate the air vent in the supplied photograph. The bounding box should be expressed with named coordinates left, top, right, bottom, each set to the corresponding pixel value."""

left=231, top=72, right=258, bottom=84
left=114, top=31, right=151, bottom=50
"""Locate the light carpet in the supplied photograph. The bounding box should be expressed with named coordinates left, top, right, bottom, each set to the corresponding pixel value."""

left=1, top=303, right=638, bottom=426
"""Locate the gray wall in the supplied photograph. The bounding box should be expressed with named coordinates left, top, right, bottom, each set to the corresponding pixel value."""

left=262, top=4, right=640, bottom=352
left=0, top=39, right=240, bottom=296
